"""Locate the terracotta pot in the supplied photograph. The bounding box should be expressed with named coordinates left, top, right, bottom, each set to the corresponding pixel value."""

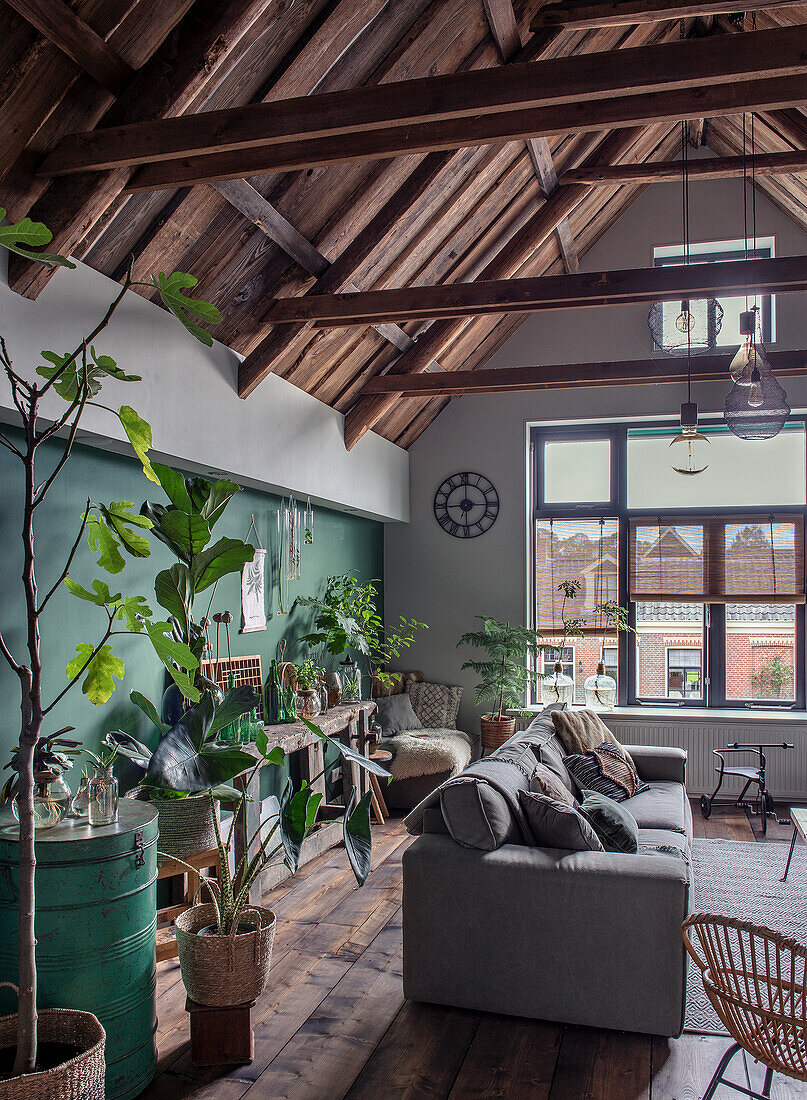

left=0, top=1002, right=105, bottom=1100
left=175, top=903, right=276, bottom=1007
left=480, top=715, right=516, bottom=752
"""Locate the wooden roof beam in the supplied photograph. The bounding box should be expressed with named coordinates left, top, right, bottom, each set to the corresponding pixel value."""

left=40, top=25, right=807, bottom=177
left=3, top=0, right=134, bottom=95
left=530, top=0, right=799, bottom=31
left=264, top=254, right=807, bottom=327
left=121, top=71, right=807, bottom=192
left=361, top=350, right=807, bottom=396
left=562, top=148, right=807, bottom=184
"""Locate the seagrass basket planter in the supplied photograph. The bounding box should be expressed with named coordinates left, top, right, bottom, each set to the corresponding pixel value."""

left=175, top=903, right=276, bottom=1007
left=0, top=994, right=105, bottom=1100
left=480, top=715, right=515, bottom=752
left=128, top=789, right=218, bottom=863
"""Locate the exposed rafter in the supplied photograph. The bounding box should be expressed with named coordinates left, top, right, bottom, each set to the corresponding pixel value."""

left=562, top=148, right=807, bottom=184
left=3, top=0, right=134, bottom=95
left=530, top=0, right=799, bottom=31
left=39, top=26, right=807, bottom=177
left=361, top=350, right=807, bottom=396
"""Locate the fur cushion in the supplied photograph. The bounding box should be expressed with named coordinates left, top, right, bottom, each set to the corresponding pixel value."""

left=551, top=708, right=635, bottom=768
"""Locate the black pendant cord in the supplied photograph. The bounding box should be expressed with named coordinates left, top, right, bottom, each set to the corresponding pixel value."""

left=681, top=119, right=693, bottom=406
left=770, top=515, right=777, bottom=597
left=742, top=113, right=749, bottom=313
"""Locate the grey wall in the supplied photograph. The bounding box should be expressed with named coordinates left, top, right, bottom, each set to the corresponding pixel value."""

left=0, top=255, right=409, bottom=523
left=384, top=170, right=807, bottom=731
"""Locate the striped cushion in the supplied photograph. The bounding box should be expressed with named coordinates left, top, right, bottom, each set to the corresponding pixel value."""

left=564, top=742, right=649, bottom=802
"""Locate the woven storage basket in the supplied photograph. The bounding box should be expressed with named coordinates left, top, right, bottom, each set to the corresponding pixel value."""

left=150, top=793, right=218, bottom=863
left=0, top=986, right=105, bottom=1100
left=480, top=716, right=515, bottom=752
left=175, top=903, right=276, bottom=1007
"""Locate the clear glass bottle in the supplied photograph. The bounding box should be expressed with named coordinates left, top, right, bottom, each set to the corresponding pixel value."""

left=13, top=769, right=71, bottom=830
left=88, top=765, right=118, bottom=826
left=584, top=662, right=617, bottom=712
left=541, top=661, right=574, bottom=707
left=340, top=656, right=362, bottom=703
left=70, top=773, right=91, bottom=817
left=325, top=670, right=342, bottom=708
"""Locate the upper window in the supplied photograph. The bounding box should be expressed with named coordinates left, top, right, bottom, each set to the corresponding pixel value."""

left=653, top=237, right=775, bottom=350
left=542, top=437, right=612, bottom=506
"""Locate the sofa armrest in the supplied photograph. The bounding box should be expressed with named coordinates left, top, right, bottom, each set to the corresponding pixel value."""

left=624, top=744, right=687, bottom=784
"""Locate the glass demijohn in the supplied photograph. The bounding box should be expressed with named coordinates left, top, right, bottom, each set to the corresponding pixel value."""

left=13, top=769, right=71, bottom=830
left=88, top=765, right=119, bottom=826
left=541, top=662, right=574, bottom=706
left=584, top=662, right=617, bottom=712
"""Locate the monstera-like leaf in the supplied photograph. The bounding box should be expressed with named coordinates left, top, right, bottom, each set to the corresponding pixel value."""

left=142, top=692, right=255, bottom=793
left=343, top=787, right=373, bottom=886
left=279, top=779, right=322, bottom=875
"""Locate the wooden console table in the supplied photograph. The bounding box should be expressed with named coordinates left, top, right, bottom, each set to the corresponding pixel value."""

left=233, top=701, right=376, bottom=901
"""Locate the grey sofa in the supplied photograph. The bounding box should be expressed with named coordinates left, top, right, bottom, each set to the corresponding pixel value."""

left=402, top=715, right=693, bottom=1037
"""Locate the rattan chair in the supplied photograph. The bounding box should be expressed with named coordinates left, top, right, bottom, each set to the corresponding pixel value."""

left=682, top=913, right=807, bottom=1100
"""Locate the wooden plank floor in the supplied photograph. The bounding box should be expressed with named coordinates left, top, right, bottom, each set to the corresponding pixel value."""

left=143, top=801, right=805, bottom=1100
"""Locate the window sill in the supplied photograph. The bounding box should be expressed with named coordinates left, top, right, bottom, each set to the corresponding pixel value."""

left=517, top=705, right=807, bottom=723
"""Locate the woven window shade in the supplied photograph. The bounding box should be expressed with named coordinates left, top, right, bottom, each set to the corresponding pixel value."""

left=536, top=518, right=619, bottom=634
left=629, top=516, right=805, bottom=604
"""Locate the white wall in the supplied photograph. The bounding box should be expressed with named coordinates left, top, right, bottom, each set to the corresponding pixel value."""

left=384, top=171, right=807, bottom=729
left=0, top=256, right=409, bottom=523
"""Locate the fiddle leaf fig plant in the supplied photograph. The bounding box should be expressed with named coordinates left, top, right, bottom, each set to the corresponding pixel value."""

left=0, top=211, right=220, bottom=1075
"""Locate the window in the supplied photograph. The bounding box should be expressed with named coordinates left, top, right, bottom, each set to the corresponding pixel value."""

left=667, top=648, right=703, bottom=700
left=653, top=238, right=775, bottom=350
left=542, top=645, right=574, bottom=682
left=532, top=420, right=806, bottom=709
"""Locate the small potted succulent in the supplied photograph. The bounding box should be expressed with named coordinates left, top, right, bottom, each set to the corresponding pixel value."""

left=107, top=685, right=258, bottom=861
left=458, top=617, right=543, bottom=751
left=167, top=719, right=389, bottom=1009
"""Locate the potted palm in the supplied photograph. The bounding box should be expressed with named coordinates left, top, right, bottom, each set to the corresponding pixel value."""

left=148, top=719, right=389, bottom=1009
left=0, top=210, right=219, bottom=1088
left=458, top=617, right=543, bottom=751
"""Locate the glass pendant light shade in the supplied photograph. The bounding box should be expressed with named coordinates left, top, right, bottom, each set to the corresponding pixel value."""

left=647, top=297, right=724, bottom=356
left=670, top=401, right=710, bottom=475
left=584, top=662, right=617, bottom=712
left=724, top=350, right=790, bottom=439
left=729, top=310, right=761, bottom=385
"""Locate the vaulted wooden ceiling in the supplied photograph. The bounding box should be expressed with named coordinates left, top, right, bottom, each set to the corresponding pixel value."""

left=3, top=0, right=807, bottom=451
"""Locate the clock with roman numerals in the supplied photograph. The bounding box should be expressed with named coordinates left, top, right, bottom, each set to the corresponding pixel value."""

left=433, top=472, right=499, bottom=539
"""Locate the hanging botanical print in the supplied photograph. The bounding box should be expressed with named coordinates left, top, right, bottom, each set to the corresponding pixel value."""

left=241, top=548, right=267, bottom=633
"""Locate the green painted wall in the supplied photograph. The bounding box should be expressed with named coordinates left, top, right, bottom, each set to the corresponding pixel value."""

left=0, top=431, right=383, bottom=801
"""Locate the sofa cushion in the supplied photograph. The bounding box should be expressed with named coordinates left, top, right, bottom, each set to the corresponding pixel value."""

left=624, top=781, right=689, bottom=835
left=536, top=735, right=576, bottom=795
left=637, top=828, right=690, bottom=861
left=564, top=742, right=649, bottom=802
left=518, top=790, right=603, bottom=852
left=407, top=681, right=462, bottom=729
left=530, top=762, right=576, bottom=806
left=375, top=693, right=422, bottom=735
left=439, top=749, right=534, bottom=850
left=579, top=789, right=639, bottom=854
left=551, top=709, right=635, bottom=768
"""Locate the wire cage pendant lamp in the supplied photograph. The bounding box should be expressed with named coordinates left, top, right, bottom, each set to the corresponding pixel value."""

left=669, top=122, right=709, bottom=476
left=724, top=114, right=790, bottom=440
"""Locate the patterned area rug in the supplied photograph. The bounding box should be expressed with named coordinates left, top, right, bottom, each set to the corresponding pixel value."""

left=686, top=837, right=805, bottom=1034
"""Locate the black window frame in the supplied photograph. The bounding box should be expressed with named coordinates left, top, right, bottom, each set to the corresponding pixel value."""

left=531, top=421, right=806, bottom=710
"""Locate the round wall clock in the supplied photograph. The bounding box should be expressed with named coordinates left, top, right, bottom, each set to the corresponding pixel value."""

left=433, top=472, right=499, bottom=539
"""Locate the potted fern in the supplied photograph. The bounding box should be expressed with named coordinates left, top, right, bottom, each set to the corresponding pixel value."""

left=458, top=618, right=543, bottom=751
left=0, top=210, right=219, bottom=1089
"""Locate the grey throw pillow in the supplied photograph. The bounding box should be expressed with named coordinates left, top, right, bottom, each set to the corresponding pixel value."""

left=530, top=762, right=575, bottom=806
left=518, top=790, right=603, bottom=852
left=440, top=779, right=519, bottom=851
left=374, top=693, right=422, bottom=735
left=408, top=682, right=462, bottom=729
left=578, top=789, right=639, bottom=854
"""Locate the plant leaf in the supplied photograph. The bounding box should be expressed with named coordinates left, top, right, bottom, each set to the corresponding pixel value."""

left=117, top=406, right=157, bottom=484
left=100, top=501, right=152, bottom=558
left=154, top=564, right=191, bottom=636
left=105, top=729, right=152, bottom=769
left=112, top=593, right=152, bottom=632
left=66, top=643, right=125, bottom=705
left=129, top=690, right=168, bottom=734
left=279, top=780, right=321, bottom=874
left=145, top=620, right=200, bottom=702
left=207, top=684, right=260, bottom=738
left=343, top=787, right=373, bottom=886
left=0, top=209, right=75, bottom=268
left=64, top=578, right=119, bottom=606
left=255, top=728, right=285, bottom=767
left=159, top=508, right=211, bottom=557
left=299, top=716, right=392, bottom=778
left=152, top=464, right=194, bottom=512
left=144, top=694, right=253, bottom=793
left=152, top=272, right=221, bottom=346
left=86, top=516, right=125, bottom=574
left=190, top=536, right=254, bottom=593
left=200, top=479, right=241, bottom=528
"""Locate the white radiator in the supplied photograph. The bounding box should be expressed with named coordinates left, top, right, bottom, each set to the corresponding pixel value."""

left=515, top=711, right=807, bottom=802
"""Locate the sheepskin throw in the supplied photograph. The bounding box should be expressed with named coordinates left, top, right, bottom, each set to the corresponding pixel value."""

left=384, top=729, right=472, bottom=780
left=551, top=708, right=635, bottom=768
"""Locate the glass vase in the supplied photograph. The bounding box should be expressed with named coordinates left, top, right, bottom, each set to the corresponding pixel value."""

left=70, top=774, right=91, bottom=817
left=341, top=660, right=362, bottom=703
left=584, top=663, right=617, bottom=712
left=541, top=662, right=574, bottom=706
left=295, top=689, right=321, bottom=719
left=13, top=770, right=71, bottom=830
left=88, top=765, right=118, bottom=826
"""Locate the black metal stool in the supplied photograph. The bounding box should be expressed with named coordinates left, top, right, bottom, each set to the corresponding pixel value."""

left=700, top=742, right=793, bottom=835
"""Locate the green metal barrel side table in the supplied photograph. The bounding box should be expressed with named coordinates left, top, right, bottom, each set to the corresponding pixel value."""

left=0, top=801, right=158, bottom=1100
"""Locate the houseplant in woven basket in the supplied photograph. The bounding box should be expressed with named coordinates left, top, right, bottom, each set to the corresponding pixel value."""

left=0, top=210, right=219, bottom=1089
left=158, top=717, right=390, bottom=1008
left=109, top=685, right=258, bottom=862
left=458, top=617, right=543, bottom=751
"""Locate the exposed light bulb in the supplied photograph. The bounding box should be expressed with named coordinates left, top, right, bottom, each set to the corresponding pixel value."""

left=730, top=308, right=759, bottom=385
left=670, top=400, right=709, bottom=475
left=675, top=299, right=694, bottom=333
left=748, top=366, right=764, bottom=408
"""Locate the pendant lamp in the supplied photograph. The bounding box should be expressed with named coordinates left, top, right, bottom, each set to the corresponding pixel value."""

left=724, top=115, right=790, bottom=440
